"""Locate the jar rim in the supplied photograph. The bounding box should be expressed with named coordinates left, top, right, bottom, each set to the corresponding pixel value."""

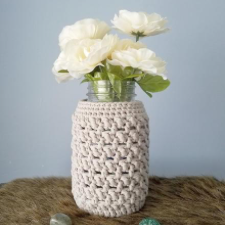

left=88, top=80, right=135, bottom=84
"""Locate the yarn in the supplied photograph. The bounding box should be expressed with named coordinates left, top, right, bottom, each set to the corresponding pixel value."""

left=71, top=100, right=149, bottom=217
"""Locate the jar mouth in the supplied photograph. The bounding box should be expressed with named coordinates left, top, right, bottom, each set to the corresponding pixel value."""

left=88, top=80, right=135, bottom=87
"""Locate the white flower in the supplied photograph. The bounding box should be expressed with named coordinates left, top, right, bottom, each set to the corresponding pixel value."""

left=53, top=34, right=118, bottom=80
left=63, top=39, right=99, bottom=76
left=112, top=10, right=169, bottom=37
left=59, top=19, right=110, bottom=50
left=108, top=48, right=166, bottom=78
left=52, top=52, right=75, bottom=83
left=115, top=39, right=146, bottom=51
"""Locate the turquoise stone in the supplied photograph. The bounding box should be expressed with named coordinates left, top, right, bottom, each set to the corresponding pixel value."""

left=139, top=218, right=161, bottom=225
left=50, top=213, right=72, bottom=225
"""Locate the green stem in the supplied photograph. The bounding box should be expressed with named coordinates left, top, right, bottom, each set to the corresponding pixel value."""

left=136, top=34, right=140, bottom=42
left=99, top=65, right=103, bottom=73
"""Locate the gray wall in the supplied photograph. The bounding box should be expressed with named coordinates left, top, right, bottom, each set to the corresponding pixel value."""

left=0, top=0, right=225, bottom=183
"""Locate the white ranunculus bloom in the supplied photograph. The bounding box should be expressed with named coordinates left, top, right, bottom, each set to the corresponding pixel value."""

left=63, top=34, right=118, bottom=76
left=108, top=48, right=166, bottom=78
left=115, top=39, right=146, bottom=51
left=112, top=10, right=169, bottom=37
left=52, top=52, right=75, bottom=83
left=59, top=19, right=110, bottom=50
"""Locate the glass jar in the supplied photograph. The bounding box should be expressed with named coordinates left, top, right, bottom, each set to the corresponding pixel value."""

left=87, top=80, right=136, bottom=102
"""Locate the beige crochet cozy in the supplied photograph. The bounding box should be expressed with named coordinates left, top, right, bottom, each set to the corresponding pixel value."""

left=71, top=100, right=149, bottom=217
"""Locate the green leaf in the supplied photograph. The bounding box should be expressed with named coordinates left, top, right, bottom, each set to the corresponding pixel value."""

left=98, top=65, right=108, bottom=80
left=107, top=73, right=122, bottom=98
left=91, top=72, right=101, bottom=81
left=80, top=78, right=89, bottom=84
left=58, top=69, right=69, bottom=73
left=94, top=72, right=102, bottom=79
left=94, top=71, right=108, bottom=80
left=137, top=74, right=170, bottom=93
left=84, top=74, right=94, bottom=81
left=124, top=74, right=144, bottom=79
left=144, top=91, right=153, bottom=98
left=104, top=62, right=124, bottom=78
left=107, top=72, right=123, bottom=81
left=123, top=67, right=133, bottom=76
left=91, top=81, right=99, bottom=94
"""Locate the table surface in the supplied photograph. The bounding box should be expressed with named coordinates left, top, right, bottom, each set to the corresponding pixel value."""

left=0, top=176, right=224, bottom=225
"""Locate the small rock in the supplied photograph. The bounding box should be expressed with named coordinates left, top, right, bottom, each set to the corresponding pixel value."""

left=50, top=213, right=72, bottom=225
left=139, top=218, right=161, bottom=225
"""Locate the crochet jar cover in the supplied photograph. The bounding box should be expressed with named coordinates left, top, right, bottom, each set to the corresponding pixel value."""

left=71, top=100, right=149, bottom=217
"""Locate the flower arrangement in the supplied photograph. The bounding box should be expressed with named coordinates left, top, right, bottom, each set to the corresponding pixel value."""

left=52, top=10, right=170, bottom=98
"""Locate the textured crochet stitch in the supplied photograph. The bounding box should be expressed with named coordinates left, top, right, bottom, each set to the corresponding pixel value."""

left=71, top=100, right=149, bottom=217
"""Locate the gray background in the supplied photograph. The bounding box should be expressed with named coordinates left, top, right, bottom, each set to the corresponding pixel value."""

left=0, top=0, right=225, bottom=183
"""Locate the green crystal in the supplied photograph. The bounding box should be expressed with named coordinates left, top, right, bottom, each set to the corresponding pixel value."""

left=139, top=218, right=161, bottom=225
left=50, top=213, right=72, bottom=225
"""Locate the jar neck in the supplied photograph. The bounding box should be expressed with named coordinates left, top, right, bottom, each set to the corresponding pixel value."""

left=87, top=80, right=136, bottom=102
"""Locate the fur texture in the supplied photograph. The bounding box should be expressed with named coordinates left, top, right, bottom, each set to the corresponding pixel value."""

left=0, top=176, right=225, bottom=225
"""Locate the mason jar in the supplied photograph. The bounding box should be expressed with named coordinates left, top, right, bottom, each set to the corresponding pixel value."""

left=86, top=80, right=136, bottom=102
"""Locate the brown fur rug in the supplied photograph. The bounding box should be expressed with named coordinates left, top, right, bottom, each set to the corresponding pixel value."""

left=0, top=177, right=225, bottom=225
